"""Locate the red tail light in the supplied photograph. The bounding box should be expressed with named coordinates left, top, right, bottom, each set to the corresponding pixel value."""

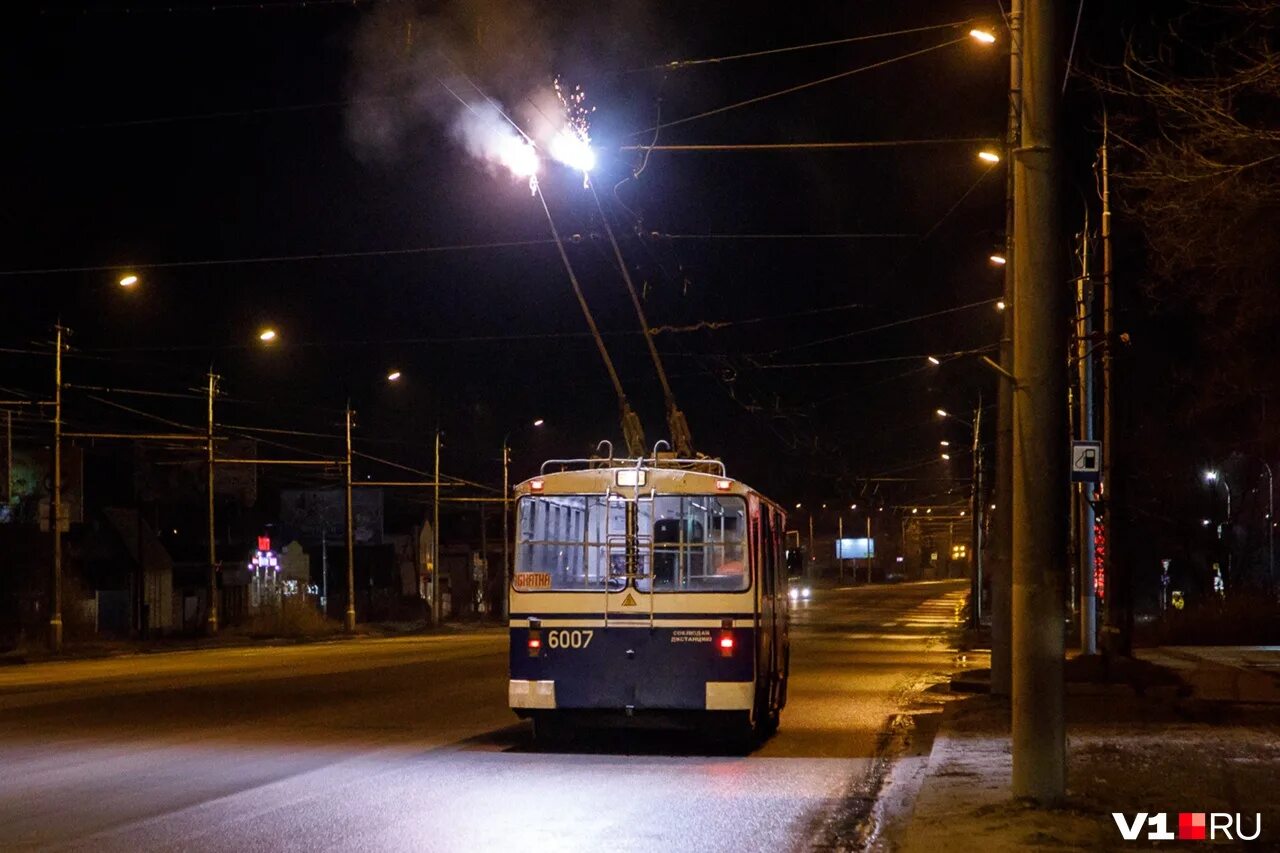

left=527, top=632, right=542, bottom=656
left=718, top=632, right=734, bottom=656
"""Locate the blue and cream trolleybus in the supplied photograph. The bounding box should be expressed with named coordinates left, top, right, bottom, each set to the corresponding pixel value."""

left=508, top=448, right=790, bottom=740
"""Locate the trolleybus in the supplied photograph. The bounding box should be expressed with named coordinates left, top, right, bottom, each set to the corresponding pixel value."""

left=507, top=446, right=790, bottom=741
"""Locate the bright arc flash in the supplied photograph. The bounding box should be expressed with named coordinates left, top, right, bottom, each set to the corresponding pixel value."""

left=500, top=136, right=540, bottom=179
left=969, top=28, right=997, bottom=44
left=549, top=129, right=596, bottom=174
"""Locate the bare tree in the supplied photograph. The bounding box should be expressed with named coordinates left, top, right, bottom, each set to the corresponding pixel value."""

left=1095, top=1, right=1280, bottom=428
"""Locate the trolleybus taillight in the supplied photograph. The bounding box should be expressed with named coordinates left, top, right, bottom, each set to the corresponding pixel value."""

left=718, top=632, right=734, bottom=656
left=528, top=631, right=542, bottom=655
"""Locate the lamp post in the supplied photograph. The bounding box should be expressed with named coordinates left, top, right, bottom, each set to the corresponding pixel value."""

left=1205, top=470, right=1233, bottom=588
left=502, top=418, right=544, bottom=620
left=938, top=405, right=984, bottom=626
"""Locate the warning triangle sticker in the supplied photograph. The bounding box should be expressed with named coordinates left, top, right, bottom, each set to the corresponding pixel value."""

left=621, top=593, right=637, bottom=607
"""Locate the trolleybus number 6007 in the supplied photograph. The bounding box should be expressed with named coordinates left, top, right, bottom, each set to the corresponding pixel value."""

left=546, top=629, right=594, bottom=649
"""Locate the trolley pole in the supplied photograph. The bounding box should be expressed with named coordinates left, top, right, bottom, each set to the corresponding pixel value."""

left=344, top=403, right=356, bottom=633
left=1011, top=0, right=1067, bottom=804
left=206, top=372, right=219, bottom=634
left=49, top=325, right=65, bottom=652
left=990, top=0, right=1022, bottom=700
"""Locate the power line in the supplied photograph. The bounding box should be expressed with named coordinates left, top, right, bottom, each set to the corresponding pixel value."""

left=619, top=138, right=997, bottom=153
left=626, top=35, right=970, bottom=138
left=758, top=345, right=996, bottom=370
left=638, top=19, right=973, bottom=71
left=766, top=298, right=1001, bottom=356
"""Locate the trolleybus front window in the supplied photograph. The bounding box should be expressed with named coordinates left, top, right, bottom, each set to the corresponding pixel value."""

left=646, top=495, right=748, bottom=592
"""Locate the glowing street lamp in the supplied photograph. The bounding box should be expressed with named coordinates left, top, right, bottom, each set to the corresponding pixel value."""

left=386, top=370, right=402, bottom=382
left=940, top=440, right=951, bottom=447
left=978, top=150, right=1001, bottom=164
left=941, top=453, right=951, bottom=460
left=118, top=274, right=138, bottom=288
left=989, top=254, right=1007, bottom=265
left=927, top=356, right=941, bottom=366
left=996, top=300, right=1007, bottom=311
left=936, top=408, right=949, bottom=419
left=258, top=328, right=278, bottom=343
left=969, top=28, right=997, bottom=44
left=532, top=418, right=545, bottom=427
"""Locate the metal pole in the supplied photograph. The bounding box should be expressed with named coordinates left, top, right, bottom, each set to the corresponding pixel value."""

left=838, top=515, right=845, bottom=583
left=990, top=0, right=1022, bottom=698
left=1011, top=0, right=1067, bottom=804
left=321, top=526, right=328, bottom=615
left=1266, top=463, right=1275, bottom=590
left=807, top=513, right=814, bottom=580
left=866, top=514, right=872, bottom=583
left=50, top=326, right=64, bottom=651
left=970, top=397, right=984, bottom=628
left=433, top=429, right=441, bottom=626
left=344, top=403, right=356, bottom=632
left=206, top=372, right=219, bottom=634
left=502, top=442, right=510, bottom=621
left=1077, top=227, right=1097, bottom=655
left=3, top=410, right=11, bottom=505
left=1098, top=113, right=1130, bottom=655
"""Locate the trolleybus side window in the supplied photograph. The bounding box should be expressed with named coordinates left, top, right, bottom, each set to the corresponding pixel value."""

left=649, top=495, right=748, bottom=592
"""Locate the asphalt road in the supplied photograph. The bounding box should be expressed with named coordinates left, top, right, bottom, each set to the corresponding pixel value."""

left=0, top=580, right=967, bottom=852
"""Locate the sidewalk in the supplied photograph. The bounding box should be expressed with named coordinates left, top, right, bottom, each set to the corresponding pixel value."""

left=884, top=652, right=1280, bottom=851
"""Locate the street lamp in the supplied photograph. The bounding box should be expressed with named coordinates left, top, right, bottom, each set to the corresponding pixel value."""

left=1204, top=469, right=1233, bottom=587
left=989, top=254, right=1007, bottom=265
left=927, top=356, right=941, bottom=366
left=386, top=370, right=402, bottom=382
left=258, top=328, right=278, bottom=343
left=978, top=150, right=1001, bottom=164
left=118, top=274, right=139, bottom=288
left=969, top=28, right=997, bottom=44
left=502, top=418, right=545, bottom=618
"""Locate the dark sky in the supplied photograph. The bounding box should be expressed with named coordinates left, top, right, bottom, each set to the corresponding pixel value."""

left=3, top=0, right=1035, bottom=512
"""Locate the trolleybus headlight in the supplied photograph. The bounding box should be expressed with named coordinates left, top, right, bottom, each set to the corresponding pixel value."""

left=802, top=587, right=812, bottom=599
left=788, top=587, right=800, bottom=601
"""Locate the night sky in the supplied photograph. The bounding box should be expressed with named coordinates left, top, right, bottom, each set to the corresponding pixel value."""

left=2, top=1, right=1133, bottom=518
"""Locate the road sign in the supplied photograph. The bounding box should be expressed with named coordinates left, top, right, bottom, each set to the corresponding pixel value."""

left=1071, top=440, right=1102, bottom=482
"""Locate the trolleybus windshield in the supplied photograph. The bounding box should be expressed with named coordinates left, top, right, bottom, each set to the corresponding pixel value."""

left=515, top=493, right=749, bottom=592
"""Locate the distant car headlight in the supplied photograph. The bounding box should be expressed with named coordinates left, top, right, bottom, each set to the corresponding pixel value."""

left=788, top=588, right=800, bottom=600
left=801, top=587, right=812, bottom=599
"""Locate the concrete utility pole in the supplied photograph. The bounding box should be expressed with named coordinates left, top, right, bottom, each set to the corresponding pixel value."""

left=969, top=396, right=984, bottom=629
left=502, top=442, right=510, bottom=620
left=206, top=372, right=219, bottom=635
left=433, top=429, right=442, bottom=626
left=344, top=403, right=356, bottom=633
left=49, top=325, right=65, bottom=652
left=1011, top=0, right=1067, bottom=804
left=989, top=0, right=1022, bottom=699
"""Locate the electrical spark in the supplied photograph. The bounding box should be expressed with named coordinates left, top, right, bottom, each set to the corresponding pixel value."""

left=552, top=78, right=596, bottom=186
